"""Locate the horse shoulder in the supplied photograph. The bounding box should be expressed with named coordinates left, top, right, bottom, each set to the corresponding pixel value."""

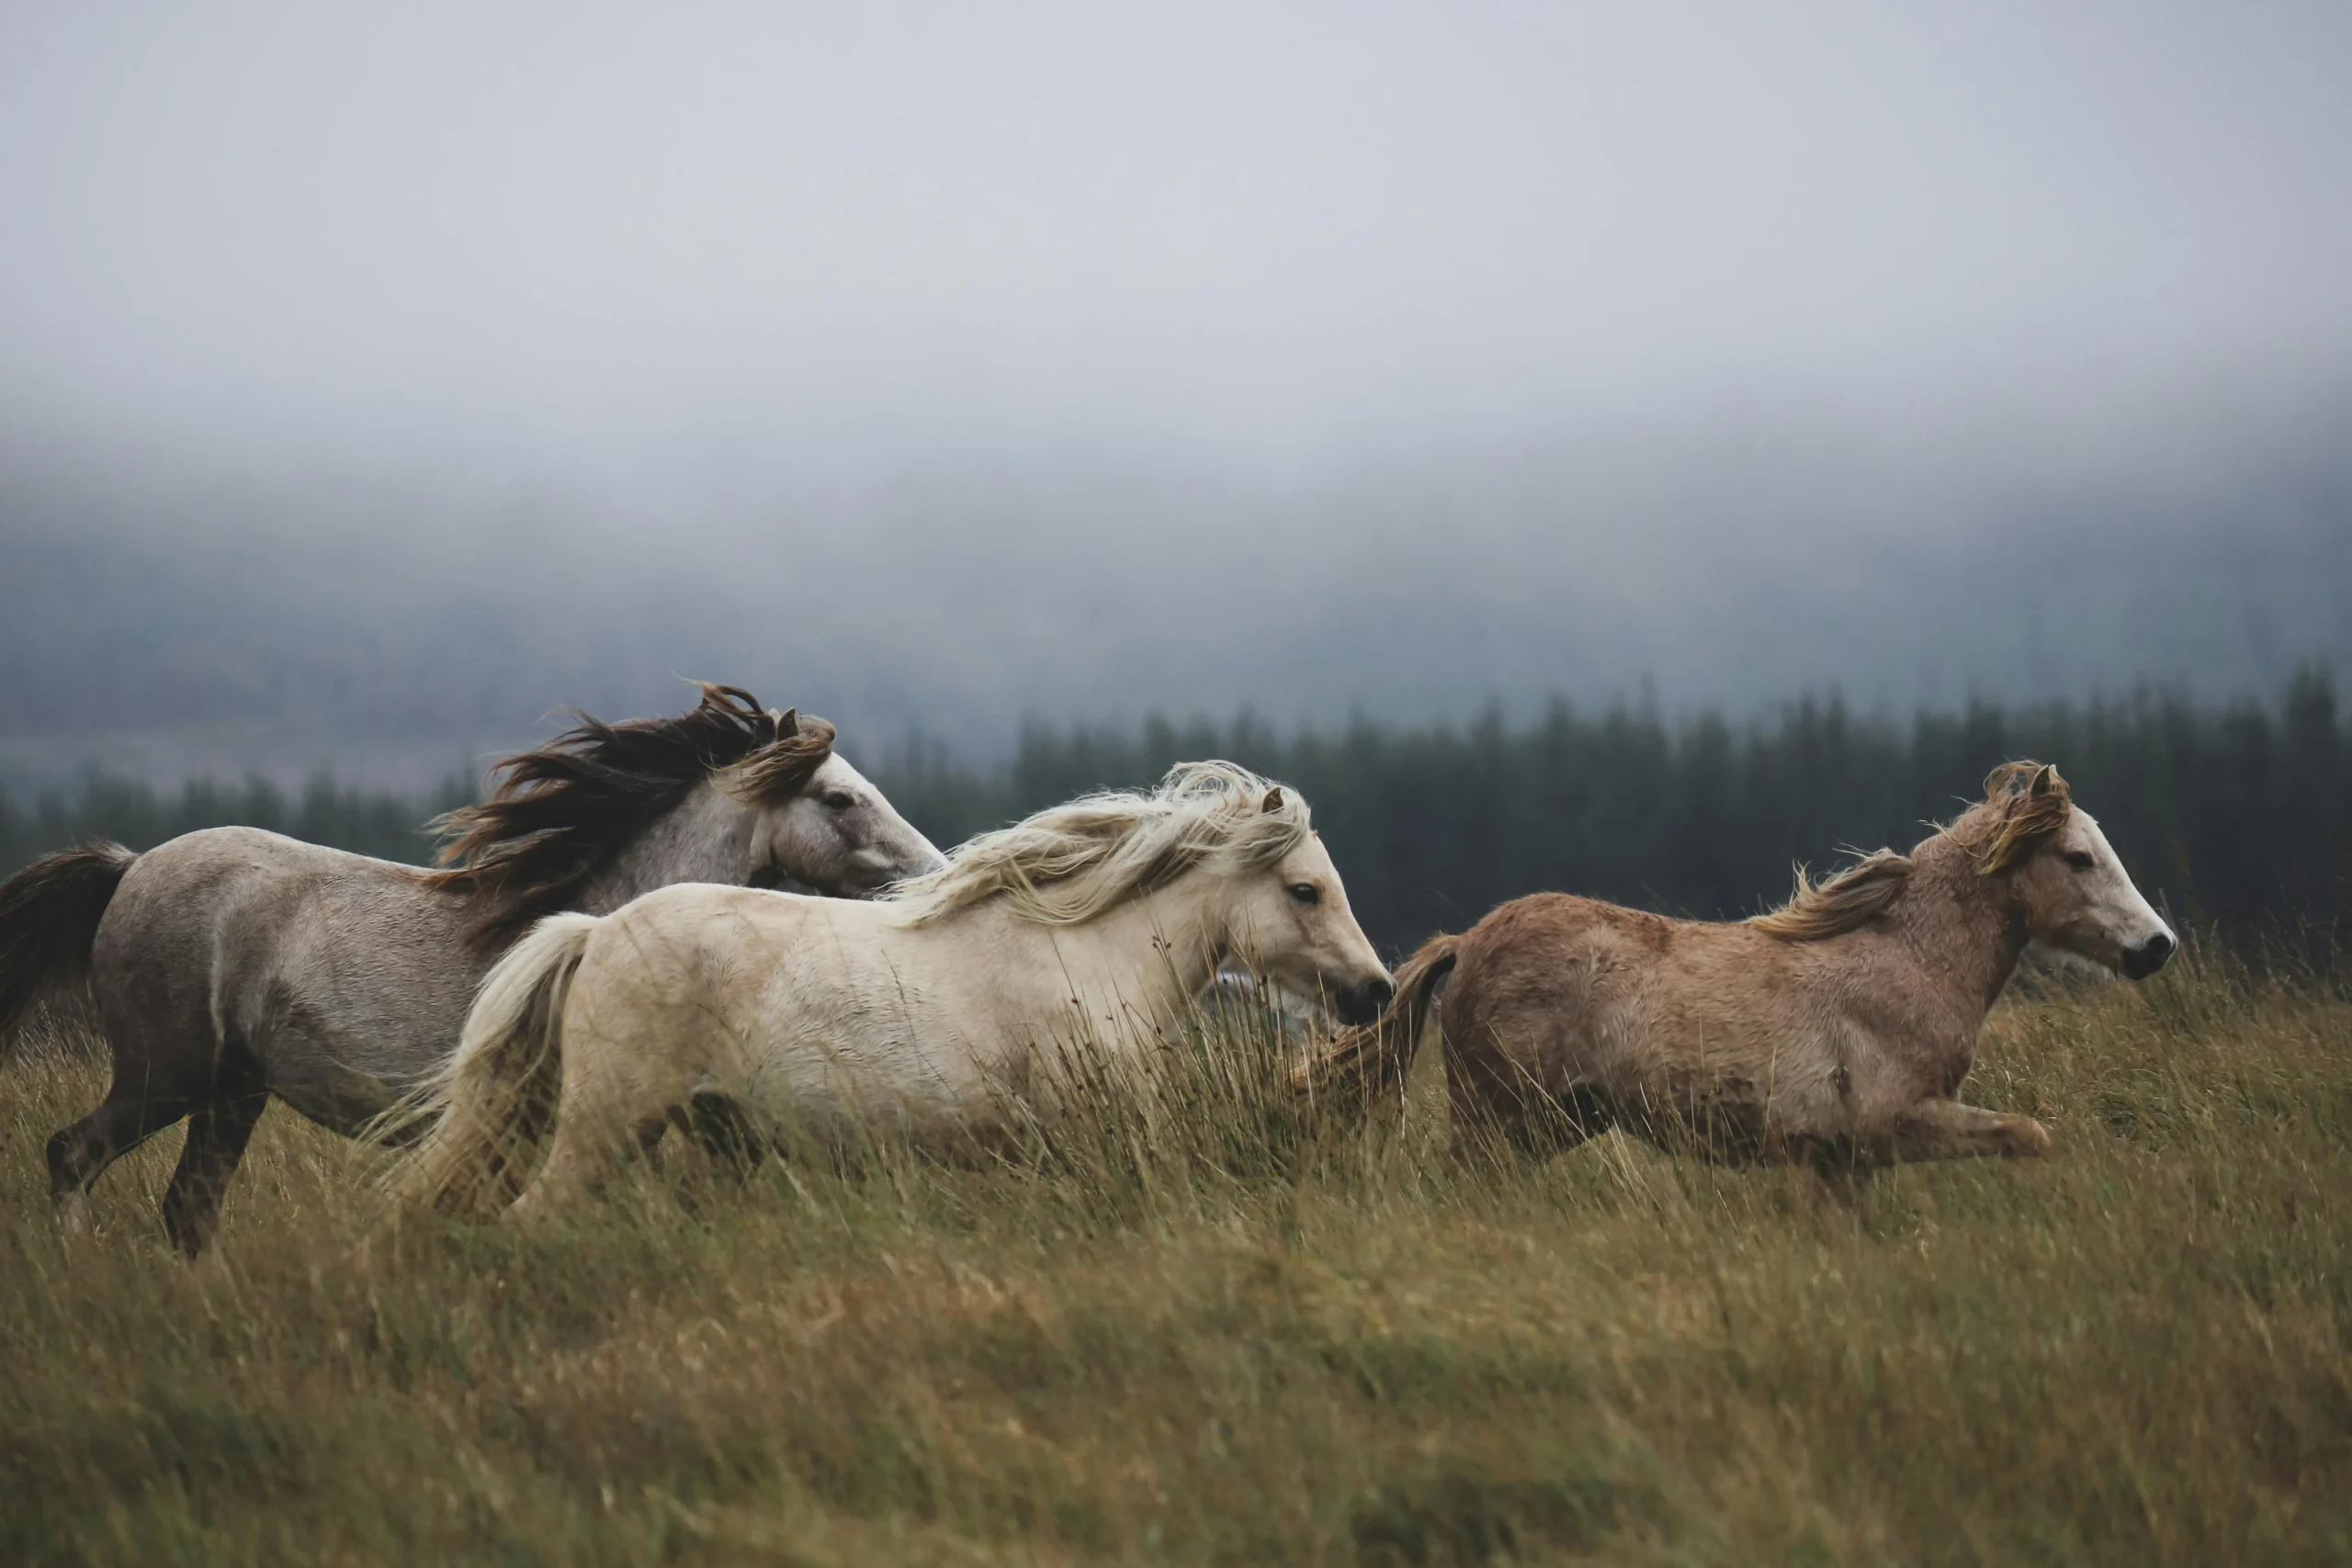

left=1724, top=931, right=1982, bottom=1136
left=1785, top=927, right=1982, bottom=1088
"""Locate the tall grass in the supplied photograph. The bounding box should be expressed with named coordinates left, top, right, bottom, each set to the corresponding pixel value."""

left=2, top=957, right=2347, bottom=1565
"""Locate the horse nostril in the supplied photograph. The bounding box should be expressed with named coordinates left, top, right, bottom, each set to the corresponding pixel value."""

left=1362, top=977, right=1395, bottom=1014
left=2124, top=931, right=2176, bottom=979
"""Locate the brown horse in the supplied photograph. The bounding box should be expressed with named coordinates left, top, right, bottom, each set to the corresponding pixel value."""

left=1292, top=762, right=2176, bottom=1166
left=0, top=684, right=945, bottom=1254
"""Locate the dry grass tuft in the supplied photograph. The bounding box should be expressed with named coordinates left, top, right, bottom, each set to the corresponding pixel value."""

left=3, top=955, right=2348, bottom=1565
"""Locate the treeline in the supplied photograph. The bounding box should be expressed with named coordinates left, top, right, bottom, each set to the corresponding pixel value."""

left=0, top=772, right=474, bottom=878
left=882, top=670, right=2346, bottom=958
left=6, top=671, right=2344, bottom=960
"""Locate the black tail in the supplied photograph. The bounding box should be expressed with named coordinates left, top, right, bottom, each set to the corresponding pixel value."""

left=0, top=841, right=136, bottom=1048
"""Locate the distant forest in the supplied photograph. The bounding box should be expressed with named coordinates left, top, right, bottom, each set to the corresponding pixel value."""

left=5, top=671, right=2343, bottom=963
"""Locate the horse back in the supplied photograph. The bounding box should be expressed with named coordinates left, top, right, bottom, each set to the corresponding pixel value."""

left=1441, top=892, right=1814, bottom=1081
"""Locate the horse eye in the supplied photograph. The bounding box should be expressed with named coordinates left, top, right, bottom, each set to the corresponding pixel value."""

left=824, top=792, right=856, bottom=811
left=1287, top=883, right=1321, bottom=906
left=2064, top=850, right=2095, bottom=872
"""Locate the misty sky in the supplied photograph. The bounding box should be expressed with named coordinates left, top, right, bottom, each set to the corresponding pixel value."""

left=7, top=1, right=2350, bottom=449
left=3, top=3, right=2350, bottom=778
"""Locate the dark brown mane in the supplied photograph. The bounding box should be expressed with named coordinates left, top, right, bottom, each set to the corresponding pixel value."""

left=1750, top=760, right=2073, bottom=942
left=429, top=682, right=836, bottom=954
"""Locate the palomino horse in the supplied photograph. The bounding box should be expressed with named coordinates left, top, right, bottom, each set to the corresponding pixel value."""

left=0, top=684, right=945, bottom=1254
left=1292, top=762, right=2176, bottom=1166
left=394, top=761, right=1394, bottom=1219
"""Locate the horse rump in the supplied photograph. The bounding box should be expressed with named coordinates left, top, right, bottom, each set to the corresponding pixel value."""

left=383, top=911, right=601, bottom=1217
left=0, top=841, right=136, bottom=1052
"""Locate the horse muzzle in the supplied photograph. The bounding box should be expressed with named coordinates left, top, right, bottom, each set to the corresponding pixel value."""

left=2120, top=930, right=2176, bottom=980
left=1333, top=975, right=1396, bottom=1027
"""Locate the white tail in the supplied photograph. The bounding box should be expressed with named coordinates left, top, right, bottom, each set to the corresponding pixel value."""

left=388, top=912, right=601, bottom=1216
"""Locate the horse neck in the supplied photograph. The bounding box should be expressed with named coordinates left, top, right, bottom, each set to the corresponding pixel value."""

left=1881, top=834, right=2032, bottom=1017
left=573, top=782, right=757, bottom=914
left=982, top=870, right=1233, bottom=1042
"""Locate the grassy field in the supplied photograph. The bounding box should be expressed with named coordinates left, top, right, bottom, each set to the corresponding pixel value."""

left=2, top=953, right=2347, bottom=1566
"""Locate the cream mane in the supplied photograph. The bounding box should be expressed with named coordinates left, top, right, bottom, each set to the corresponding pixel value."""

left=884, top=761, right=1310, bottom=928
left=1749, top=761, right=2075, bottom=942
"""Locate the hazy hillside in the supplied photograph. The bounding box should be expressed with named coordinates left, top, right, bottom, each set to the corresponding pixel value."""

left=4, top=391, right=2347, bottom=790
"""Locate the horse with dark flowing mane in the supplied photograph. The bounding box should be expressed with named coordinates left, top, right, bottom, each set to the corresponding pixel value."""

left=1291, top=762, right=2176, bottom=1166
left=0, top=683, right=945, bottom=1254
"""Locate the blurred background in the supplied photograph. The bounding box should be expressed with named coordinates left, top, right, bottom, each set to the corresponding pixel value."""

left=3, top=2, right=2346, bottom=949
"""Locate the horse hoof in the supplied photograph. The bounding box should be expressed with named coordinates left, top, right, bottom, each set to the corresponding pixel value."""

left=55, top=1191, right=93, bottom=1236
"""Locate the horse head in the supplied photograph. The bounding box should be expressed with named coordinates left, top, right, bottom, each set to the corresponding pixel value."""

left=1218, top=785, right=1395, bottom=1025
left=1979, top=762, right=2177, bottom=979
left=735, top=708, right=948, bottom=897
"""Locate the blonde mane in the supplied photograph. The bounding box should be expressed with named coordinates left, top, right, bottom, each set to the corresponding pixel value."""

left=1749, top=761, right=2074, bottom=942
left=1747, top=850, right=1916, bottom=941
left=1952, top=760, right=2075, bottom=874
left=884, top=761, right=1310, bottom=928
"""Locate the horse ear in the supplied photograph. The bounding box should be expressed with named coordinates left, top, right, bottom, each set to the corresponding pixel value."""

left=1261, top=786, right=1285, bottom=813
left=776, top=707, right=799, bottom=737
left=2027, top=763, right=2055, bottom=799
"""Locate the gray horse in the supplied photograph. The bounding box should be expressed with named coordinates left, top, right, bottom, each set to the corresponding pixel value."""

left=0, top=683, right=946, bottom=1255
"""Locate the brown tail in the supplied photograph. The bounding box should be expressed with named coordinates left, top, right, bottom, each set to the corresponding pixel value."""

left=1288, top=932, right=1461, bottom=1120
left=0, top=841, right=136, bottom=1048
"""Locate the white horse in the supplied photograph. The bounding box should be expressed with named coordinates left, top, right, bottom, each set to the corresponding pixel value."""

left=395, top=761, right=1394, bottom=1217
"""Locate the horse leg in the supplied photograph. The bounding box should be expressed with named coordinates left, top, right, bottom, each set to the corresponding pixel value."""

left=1446, top=1060, right=1612, bottom=1168
left=47, top=1080, right=201, bottom=1235
left=159, top=1050, right=271, bottom=1258
left=508, top=1111, right=674, bottom=1222
left=507, top=1050, right=697, bottom=1223
left=1890, top=1097, right=2051, bottom=1161
left=682, top=1089, right=770, bottom=1178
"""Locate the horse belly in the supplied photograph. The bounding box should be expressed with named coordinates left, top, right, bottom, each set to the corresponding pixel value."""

left=735, top=1040, right=984, bottom=1146
left=249, top=1030, right=411, bottom=1135
left=236, top=969, right=471, bottom=1134
left=1611, top=993, right=1862, bottom=1156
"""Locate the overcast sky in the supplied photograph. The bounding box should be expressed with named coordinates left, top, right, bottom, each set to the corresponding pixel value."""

left=2, top=3, right=2349, bottom=777
left=4, top=1, right=2348, bottom=467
